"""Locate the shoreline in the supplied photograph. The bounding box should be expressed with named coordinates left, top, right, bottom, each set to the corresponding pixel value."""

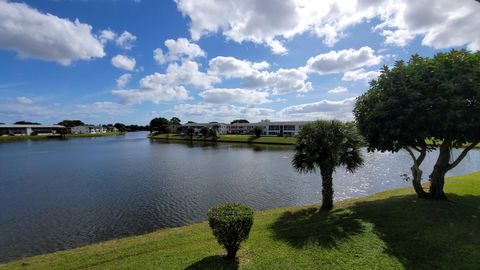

left=1, top=171, right=479, bottom=269
left=0, top=132, right=125, bottom=143
left=149, top=134, right=296, bottom=145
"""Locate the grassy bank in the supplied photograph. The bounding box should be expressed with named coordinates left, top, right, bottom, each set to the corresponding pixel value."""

left=150, top=134, right=297, bottom=145
left=2, top=172, right=479, bottom=270
left=0, top=132, right=125, bottom=143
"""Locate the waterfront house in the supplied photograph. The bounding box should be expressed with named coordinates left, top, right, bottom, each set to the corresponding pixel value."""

left=0, top=124, right=65, bottom=136
left=181, top=122, right=229, bottom=135
left=71, top=125, right=108, bottom=134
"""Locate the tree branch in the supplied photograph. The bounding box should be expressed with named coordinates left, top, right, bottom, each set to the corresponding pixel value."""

left=448, top=141, right=480, bottom=170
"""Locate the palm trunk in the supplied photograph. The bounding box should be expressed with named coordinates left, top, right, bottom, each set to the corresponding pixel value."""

left=428, top=142, right=450, bottom=200
left=320, top=166, right=334, bottom=210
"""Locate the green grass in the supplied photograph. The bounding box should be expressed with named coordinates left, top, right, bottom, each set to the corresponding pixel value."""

left=2, top=172, right=480, bottom=269
left=149, top=134, right=297, bottom=145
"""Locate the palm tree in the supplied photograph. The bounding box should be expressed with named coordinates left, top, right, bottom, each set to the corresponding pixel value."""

left=292, top=120, right=364, bottom=210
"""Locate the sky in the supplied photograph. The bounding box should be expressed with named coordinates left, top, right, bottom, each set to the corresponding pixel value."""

left=0, top=0, right=479, bottom=125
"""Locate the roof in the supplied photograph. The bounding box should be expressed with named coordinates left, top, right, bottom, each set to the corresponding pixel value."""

left=0, top=124, right=65, bottom=128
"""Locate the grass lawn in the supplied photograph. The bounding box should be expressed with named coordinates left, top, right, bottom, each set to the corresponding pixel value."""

left=1, top=172, right=479, bottom=269
left=149, top=134, right=297, bottom=145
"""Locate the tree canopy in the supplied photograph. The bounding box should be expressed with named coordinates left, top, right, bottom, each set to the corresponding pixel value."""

left=231, top=119, right=249, bottom=124
left=169, top=117, right=181, bottom=126
left=354, top=49, right=480, bottom=199
left=15, top=121, right=41, bottom=125
left=149, top=117, right=169, bottom=133
left=57, top=120, right=85, bottom=128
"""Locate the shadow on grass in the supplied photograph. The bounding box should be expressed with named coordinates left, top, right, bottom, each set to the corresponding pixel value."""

left=270, top=207, right=365, bottom=248
left=184, top=255, right=239, bottom=270
left=270, top=194, right=480, bottom=269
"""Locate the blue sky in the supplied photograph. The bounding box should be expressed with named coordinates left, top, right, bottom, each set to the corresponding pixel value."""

left=0, top=0, right=478, bottom=125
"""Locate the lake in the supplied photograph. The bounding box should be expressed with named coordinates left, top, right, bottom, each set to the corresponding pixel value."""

left=0, top=131, right=479, bottom=262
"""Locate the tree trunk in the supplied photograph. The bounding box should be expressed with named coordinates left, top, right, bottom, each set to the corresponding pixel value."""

left=428, top=142, right=450, bottom=200
left=226, top=246, right=238, bottom=260
left=320, top=167, right=334, bottom=210
left=411, top=165, right=428, bottom=198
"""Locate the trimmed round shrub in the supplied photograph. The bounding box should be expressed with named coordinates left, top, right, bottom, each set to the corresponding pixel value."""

left=207, top=203, right=254, bottom=259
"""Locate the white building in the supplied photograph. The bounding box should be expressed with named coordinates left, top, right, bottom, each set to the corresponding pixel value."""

left=228, top=123, right=257, bottom=134
left=182, top=123, right=229, bottom=134
left=71, top=125, right=107, bottom=134
left=259, top=121, right=309, bottom=136
left=0, top=124, right=65, bottom=136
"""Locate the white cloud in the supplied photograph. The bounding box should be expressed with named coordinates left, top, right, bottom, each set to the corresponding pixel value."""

left=99, top=29, right=117, bottom=44
left=115, top=31, right=136, bottom=50
left=16, top=96, right=34, bottom=105
left=111, top=54, right=136, bottom=71
left=0, top=1, right=105, bottom=65
left=305, top=47, right=382, bottom=74
left=153, top=38, right=205, bottom=64
left=175, top=0, right=480, bottom=53
left=208, top=56, right=311, bottom=95
left=271, top=68, right=312, bottom=95
left=342, top=68, right=380, bottom=84
left=75, top=101, right=127, bottom=116
left=327, top=86, right=348, bottom=94
left=164, top=38, right=205, bottom=61
left=172, top=103, right=275, bottom=122
left=279, top=97, right=356, bottom=120
left=112, top=59, right=219, bottom=104
left=153, top=48, right=166, bottom=64
left=199, top=88, right=270, bottom=104
left=116, top=73, right=132, bottom=88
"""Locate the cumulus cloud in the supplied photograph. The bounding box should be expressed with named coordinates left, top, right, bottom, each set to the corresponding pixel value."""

left=111, top=54, right=136, bottom=71
left=342, top=68, right=380, bottom=84
left=208, top=56, right=311, bottom=95
left=154, top=38, right=206, bottom=64
left=16, top=96, right=34, bottom=105
left=199, top=88, right=270, bottom=104
left=0, top=1, right=105, bottom=65
left=116, top=73, right=132, bottom=88
left=327, top=86, right=349, bottom=94
left=172, top=103, right=275, bottom=122
left=305, top=47, right=382, bottom=74
left=175, top=0, right=480, bottom=53
left=279, top=97, right=356, bottom=120
left=99, top=29, right=117, bottom=44
left=115, top=31, right=136, bottom=50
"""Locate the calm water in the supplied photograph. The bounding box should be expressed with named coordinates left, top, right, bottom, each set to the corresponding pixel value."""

left=0, top=131, right=479, bottom=262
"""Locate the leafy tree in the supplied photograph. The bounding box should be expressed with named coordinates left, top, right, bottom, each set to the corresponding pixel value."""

left=292, top=120, right=364, bottom=210
left=231, top=119, right=249, bottom=124
left=149, top=117, right=169, bottom=134
left=187, top=127, right=195, bottom=140
left=15, top=121, right=40, bottom=125
left=200, top=126, right=209, bottom=137
left=253, top=126, right=263, bottom=137
left=169, top=117, right=181, bottom=126
left=354, top=49, right=480, bottom=200
left=209, top=124, right=220, bottom=141
left=208, top=203, right=254, bottom=260
left=57, top=120, right=84, bottom=127
left=114, top=123, right=126, bottom=132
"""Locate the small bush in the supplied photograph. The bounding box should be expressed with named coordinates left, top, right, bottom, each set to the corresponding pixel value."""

left=207, top=203, right=254, bottom=260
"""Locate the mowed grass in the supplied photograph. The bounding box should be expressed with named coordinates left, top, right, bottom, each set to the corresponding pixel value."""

left=2, top=172, right=480, bottom=270
left=150, top=134, right=297, bottom=145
